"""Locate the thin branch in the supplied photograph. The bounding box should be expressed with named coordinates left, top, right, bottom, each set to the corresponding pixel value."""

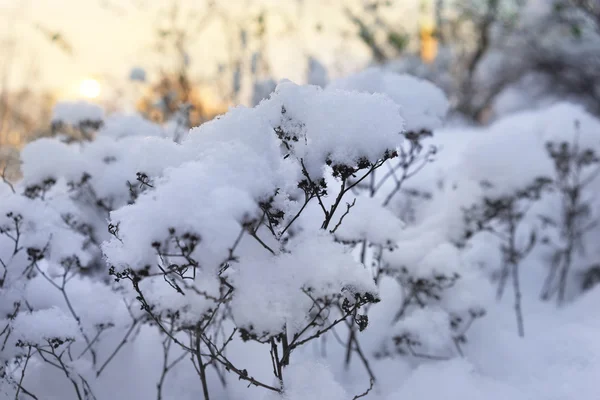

left=352, top=378, right=374, bottom=400
left=280, top=195, right=312, bottom=237
left=247, top=228, right=276, bottom=255
left=96, top=319, right=139, bottom=377
left=330, top=198, right=356, bottom=234
left=15, top=346, right=33, bottom=400
left=200, top=332, right=282, bottom=393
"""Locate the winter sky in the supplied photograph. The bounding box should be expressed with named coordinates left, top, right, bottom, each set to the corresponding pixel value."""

left=0, top=0, right=422, bottom=99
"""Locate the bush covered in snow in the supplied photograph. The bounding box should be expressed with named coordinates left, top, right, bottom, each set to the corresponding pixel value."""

left=1, top=69, right=600, bottom=400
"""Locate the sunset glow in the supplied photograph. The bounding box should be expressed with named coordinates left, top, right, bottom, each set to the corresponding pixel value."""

left=79, top=78, right=101, bottom=99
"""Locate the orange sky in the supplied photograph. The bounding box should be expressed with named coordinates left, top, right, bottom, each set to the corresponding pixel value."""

left=0, top=0, right=421, bottom=102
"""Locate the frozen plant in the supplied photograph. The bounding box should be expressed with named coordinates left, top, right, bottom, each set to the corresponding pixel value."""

left=102, top=80, right=412, bottom=398
left=51, top=101, right=105, bottom=142
left=0, top=72, right=501, bottom=400
left=0, top=110, right=180, bottom=399
left=540, top=122, right=600, bottom=304
left=327, top=69, right=485, bottom=367
left=461, top=177, right=550, bottom=337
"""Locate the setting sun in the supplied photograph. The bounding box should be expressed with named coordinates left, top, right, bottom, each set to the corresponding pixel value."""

left=79, top=78, right=101, bottom=99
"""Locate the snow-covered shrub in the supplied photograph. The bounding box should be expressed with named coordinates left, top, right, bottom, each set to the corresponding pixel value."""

left=51, top=101, right=105, bottom=141
left=18, top=115, right=178, bottom=271
left=411, top=102, right=600, bottom=338
left=540, top=127, right=600, bottom=303
left=328, top=68, right=449, bottom=134
left=8, top=70, right=599, bottom=400
left=325, top=69, right=486, bottom=365
left=0, top=188, right=114, bottom=398
left=461, top=177, right=550, bottom=337
left=102, top=80, right=411, bottom=397
left=7, top=77, right=451, bottom=399
left=0, top=112, right=177, bottom=399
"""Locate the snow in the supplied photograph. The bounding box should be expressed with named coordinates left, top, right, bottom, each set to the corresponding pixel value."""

left=0, top=192, right=90, bottom=265
left=11, top=307, right=80, bottom=345
left=334, top=196, right=405, bottom=245
left=52, top=101, right=104, bottom=125
left=20, top=138, right=85, bottom=185
left=3, top=69, right=600, bottom=400
left=258, top=81, right=405, bottom=178
left=230, top=232, right=377, bottom=336
left=459, top=102, right=600, bottom=197
left=98, top=113, right=165, bottom=139
left=392, top=306, right=454, bottom=354
left=103, top=140, right=286, bottom=272
left=386, top=359, right=524, bottom=400
left=265, top=361, right=348, bottom=400
left=328, top=67, right=449, bottom=132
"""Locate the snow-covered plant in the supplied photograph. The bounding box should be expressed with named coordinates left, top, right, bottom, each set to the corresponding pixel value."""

left=0, top=188, right=109, bottom=398
left=0, top=111, right=179, bottom=399
left=1, top=71, right=512, bottom=400
left=540, top=122, right=600, bottom=303
left=102, top=80, right=410, bottom=397
left=447, top=103, right=600, bottom=337
left=325, top=69, right=487, bottom=365
left=51, top=101, right=105, bottom=142
left=461, top=177, right=550, bottom=337
left=19, top=114, right=177, bottom=270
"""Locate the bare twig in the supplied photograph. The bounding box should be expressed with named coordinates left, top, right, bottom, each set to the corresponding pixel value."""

left=352, top=378, right=374, bottom=400
left=330, top=198, right=356, bottom=234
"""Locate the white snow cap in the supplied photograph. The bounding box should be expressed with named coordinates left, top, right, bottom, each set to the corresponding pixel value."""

left=328, top=67, right=449, bottom=132
left=52, top=101, right=104, bottom=125
left=259, top=80, right=405, bottom=178
left=98, top=113, right=165, bottom=139
left=11, top=307, right=80, bottom=346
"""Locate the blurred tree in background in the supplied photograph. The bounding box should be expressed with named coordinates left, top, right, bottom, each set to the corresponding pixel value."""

left=132, top=0, right=298, bottom=127
left=351, top=0, right=600, bottom=123
left=0, top=20, right=56, bottom=180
